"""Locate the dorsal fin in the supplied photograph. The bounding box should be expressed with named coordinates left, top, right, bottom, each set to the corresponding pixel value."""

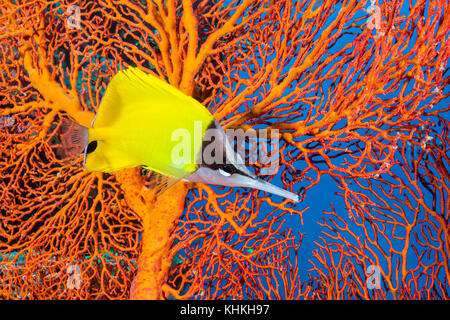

left=92, top=67, right=211, bottom=129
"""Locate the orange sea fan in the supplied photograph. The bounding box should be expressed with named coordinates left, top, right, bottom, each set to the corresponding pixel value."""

left=0, top=0, right=448, bottom=299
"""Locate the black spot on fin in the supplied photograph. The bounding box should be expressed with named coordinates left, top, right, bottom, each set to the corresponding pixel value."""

left=86, top=141, right=98, bottom=154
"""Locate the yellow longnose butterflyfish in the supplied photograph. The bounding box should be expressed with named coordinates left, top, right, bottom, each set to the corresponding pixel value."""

left=62, top=67, right=299, bottom=202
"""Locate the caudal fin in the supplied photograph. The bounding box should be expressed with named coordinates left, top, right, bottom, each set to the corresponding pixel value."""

left=58, top=118, right=88, bottom=159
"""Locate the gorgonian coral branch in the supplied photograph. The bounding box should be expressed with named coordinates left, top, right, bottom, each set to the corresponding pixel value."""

left=0, top=0, right=448, bottom=300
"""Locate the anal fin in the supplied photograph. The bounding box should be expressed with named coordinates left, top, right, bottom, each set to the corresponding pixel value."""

left=141, top=167, right=185, bottom=196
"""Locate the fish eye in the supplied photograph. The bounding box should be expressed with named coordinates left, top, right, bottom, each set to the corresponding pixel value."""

left=219, top=164, right=235, bottom=176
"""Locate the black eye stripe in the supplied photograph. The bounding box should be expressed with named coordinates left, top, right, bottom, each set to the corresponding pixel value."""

left=199, top=120, right=253, bottom=178
left=222, top=164, right=236, bottom=174
left=204, top=162, right=253, bottom=179
left=205, top=163, right=237, bottom=173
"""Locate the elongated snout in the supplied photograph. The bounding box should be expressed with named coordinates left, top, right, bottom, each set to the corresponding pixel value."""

left=239, top=175, right=299, bottom=202
left=186, top=167, right=299, bottom=202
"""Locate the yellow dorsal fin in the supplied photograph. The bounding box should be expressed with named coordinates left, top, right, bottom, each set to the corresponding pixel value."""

left=91, top=67, right=211, bottom=129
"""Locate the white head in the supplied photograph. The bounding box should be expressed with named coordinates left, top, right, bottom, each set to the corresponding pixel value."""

left=186, top=121, right=299, bottom=202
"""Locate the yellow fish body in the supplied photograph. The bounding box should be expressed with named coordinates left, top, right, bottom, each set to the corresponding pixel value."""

left=84, top=67, right=214, bottom=178
left=61, top=67, right=299, bottom=202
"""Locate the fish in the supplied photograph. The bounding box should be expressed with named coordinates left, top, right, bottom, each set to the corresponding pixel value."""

left=60, top=67, right=299, bottom=202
